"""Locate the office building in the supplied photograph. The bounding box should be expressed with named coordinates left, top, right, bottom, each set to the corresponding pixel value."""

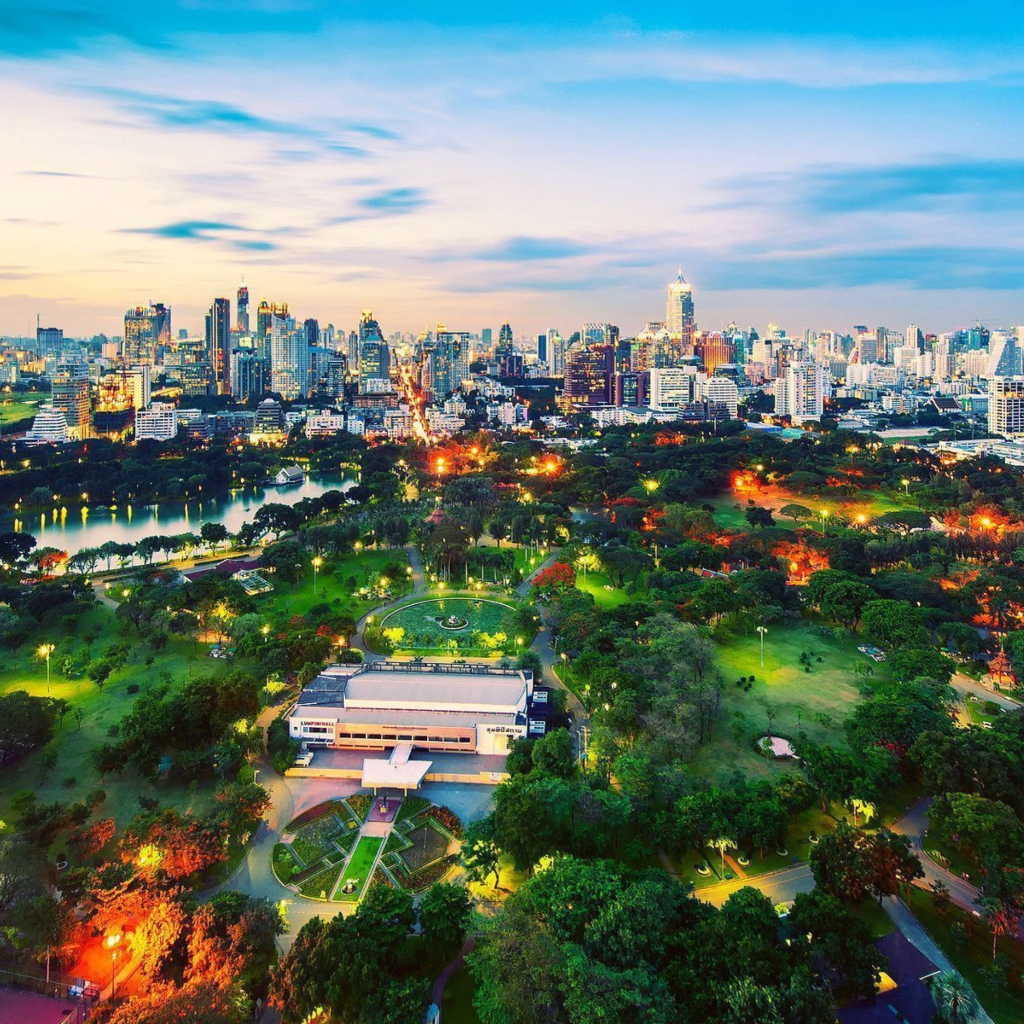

left=666, top=269, right=695, bottom=352
left=649, top=366, right=697, bottom=410
left=256, top=300, right=289, bottom=361
left=36, top=326, right=63, bottom=358
left=51, top=361, right=91, bottom=440
left=563, top=346, right=610, bottom=405
left=537, top=333, right=547, bottom=366
left=269, top=315, right=309, bottom=400
left=358, top=311, right=390, bottom=393
left=237, top=282, right=250, bottom=334
left=703, top=376, right=740, bottom=418
left=697, top=332, right=736, bottom=376
left=205, top=297, right=232, bottom=394
left=230, top=350, right=268, bottom=402
left=987, top=335, right=1019, bottom=378
left=124, top=303, right=171, bottom=365
left=988, top=377, right=1024, bottom=437
left=135, top=402, right=178, bottom=442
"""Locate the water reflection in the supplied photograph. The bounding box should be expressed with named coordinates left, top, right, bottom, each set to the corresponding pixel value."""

left=10, top=474, right=353, bottom=557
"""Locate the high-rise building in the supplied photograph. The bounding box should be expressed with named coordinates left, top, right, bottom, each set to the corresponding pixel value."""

left=358, top=311, right=390, bottom=393
left=666, top=269, right=695, bottom=353
left=988, top=335, right=1020, bottom=378
left=24, top=405, right=69, bottom=445
left=988, top=377, right=1024, bottom=437
left=697, top=332, right=736, bottom=376
left=563, top=347, right=610, bottom=405
left=428, top=331, right=470, bottom=398
left=237, top=282, right=250, bottom=334
left=269, top=316, right=309, bottom=400
left=347, top=331, right=360, bottom=370
left=774, top=362, right=827, bottom=424
left=256, top=300, right=288, bottom=361
left=550, top=332, right=566, bottom=375
left=36, top=325, right=63, bottom=358
left=205, top=297, right=232, bottom=393
left=649, top=367, right=697, bottom=410
left=51, top=361, right=91, bottom=439
left=906, top=323, right=923, bottom=353
left=230, top=351, right=268, bottom=402
left=703, top=376, right=740, bottom=418
left=124, top=303, right=171, bottom=365
left=481, top=328, right=493, bottom=352
left=537, top=333, right=547, bottom=366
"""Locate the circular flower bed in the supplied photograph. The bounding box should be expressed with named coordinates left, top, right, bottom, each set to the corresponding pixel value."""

left=437, top=615, right=469, bottom=631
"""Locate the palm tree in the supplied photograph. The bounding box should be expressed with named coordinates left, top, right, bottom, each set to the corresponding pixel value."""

left=929, top=970, right=980, bottom=1024
left=710, top=836, right=737, bottom=876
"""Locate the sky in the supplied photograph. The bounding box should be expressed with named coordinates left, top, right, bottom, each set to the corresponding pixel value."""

left=1, top=1, right=1023, bottom=339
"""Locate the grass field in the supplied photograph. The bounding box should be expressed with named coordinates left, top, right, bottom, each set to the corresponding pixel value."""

left=333, top=835, right=384, bottom=902
left=0, top=392, right=47, bottom=427
left=907, top=887, right=1024, bottom=1024
left=257, top=548, right=410, bottom=621
left=690, top=618, right=886, bottom=783
left=575, top=571, right=629, bottom=609
left=0, top=603, right=231, bottom=827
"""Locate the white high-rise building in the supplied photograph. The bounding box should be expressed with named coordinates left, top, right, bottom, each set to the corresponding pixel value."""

left=135, top=402, right=178, bottom=442
left=649, top=366, right=696, bottom=410
left=775, top=362, right=827, bottom=424
left=988, top=377, right=1024, bottom=437
left=270, top=315, right=309, bottom=400
left=703, top=376, right=739, bottom=417
left=987, top=334, right=1019, bottom=378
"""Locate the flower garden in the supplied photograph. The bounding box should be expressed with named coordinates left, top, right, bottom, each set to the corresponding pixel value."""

left=274, top=793, right=464, bottom=902
left=375, top=801, right=464, bottom=893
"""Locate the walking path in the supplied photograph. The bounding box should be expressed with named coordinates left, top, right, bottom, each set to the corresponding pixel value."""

left=432, top=936, right=477, bottom=1009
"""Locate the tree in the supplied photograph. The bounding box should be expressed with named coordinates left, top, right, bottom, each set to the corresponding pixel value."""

left=463, top=817, right=502, bottom=889
left=780, top=504, right=813, bottom=523
left=890, top=648, right=955, bottom=686
left=0, top=531, right=36, bottom=565
left=860, top=599, right=929, bottom=649
left=861, top=828, right=923, bottom=903
left=710, top=835, right=737, bottom=875
left=253, top=503, right=300, bottom=540
left=418, top=882, right=472, bottom=948
left=200, top=522, right=230, bottom=554
left=108, top=980, right=246, bottom=1024
left=809, top=822, right=871, bottom=903
left=928, top=970, right=981, bottom=1024
left=532, top=562, right=577, bottom=592
left=819, top=580, right=874, bottom=629
left=531, top=729, right=576, bottom=779
left=744, top=507, right=775, bottom=529
left=0, top=691, right=57, bottom=767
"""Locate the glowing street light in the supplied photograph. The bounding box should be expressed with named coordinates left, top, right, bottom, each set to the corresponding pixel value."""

left=105, top=930, right=122, bottom=998
left=38, top=643, right=54, bottom=694
left=643, top=479, right=659, bottom=493
left=756, top=625, right=768, bottom=667
left=818, top=509, right=829, bottom=535
left=312, top=556, right=323, bottom=594
left=901, top=477, right=910, bottom=495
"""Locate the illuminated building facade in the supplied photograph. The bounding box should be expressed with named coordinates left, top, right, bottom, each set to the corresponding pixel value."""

left=124, top=303, right=171, bottom=365
left=206, top=297, right=232, bottom=394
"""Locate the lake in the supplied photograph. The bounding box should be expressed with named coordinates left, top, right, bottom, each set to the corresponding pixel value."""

left=14, top=473, right=355, bottom=558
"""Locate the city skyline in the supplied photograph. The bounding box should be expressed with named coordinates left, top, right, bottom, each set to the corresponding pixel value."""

left=2, top=2, right=1023, bottom=334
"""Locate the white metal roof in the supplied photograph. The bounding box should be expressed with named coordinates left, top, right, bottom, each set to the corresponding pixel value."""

left=361, top=757, right=431, bottom=790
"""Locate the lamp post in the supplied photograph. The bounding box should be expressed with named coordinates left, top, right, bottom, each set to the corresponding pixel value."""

left=901, top=477, right=910, bottom=496
left=105, top=931, right=121, bottom=999
left=756, top=625, right=768, bottom=667
left=38, top=643, right=54, bottom=695
left=818, top=509, right=828, bottom=535
left=312, top=556, right=323, bottom=595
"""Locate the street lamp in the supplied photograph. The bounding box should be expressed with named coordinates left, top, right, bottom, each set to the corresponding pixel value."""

left=901, top=477, right=910, bottom=495
left=756, top=625, right=768, bottom=667
left=818, top=509, right=828, bottom=535
left=105, top=931, right=121, bottom=999
left=38, top=643, right=54, bottom=694
left=312, top=556, right=323, bottom=595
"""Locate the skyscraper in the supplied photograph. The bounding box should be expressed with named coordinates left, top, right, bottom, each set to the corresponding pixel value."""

left=237, top=282, right=250, bottom=335
left=537, top=333, right=547, bottom=367
left=666, top=269, right=695, bottom=353
left=124, top=303, right=171, bottom=365
left=988, top=377, right=1024, bottom=437
left=358, top=311, right=390, bottom=393
left=256, top=299, right=288, bottom=362
left=697, top=332, right=736, bottom=376
left=205, top=297, right=232, bottom=394
left=36, top=325, right=63, bottom=358
left=51, top=360, right=91, bottom=440
left=270, top=315, right=309, bottom=400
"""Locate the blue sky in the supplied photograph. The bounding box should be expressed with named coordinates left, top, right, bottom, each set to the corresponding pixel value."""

left=1, top=1, right=1022, bottom=338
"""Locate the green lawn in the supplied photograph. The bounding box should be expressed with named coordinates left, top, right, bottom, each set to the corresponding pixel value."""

left=907, top=887, right=1024, bottom=1024
left=299, top=861, right=344, bottom=900
left=332, top=835, right=384, bottom=902
left=0, top=604, right=231, bottom=827
left=575, top=571, right=629, bottom=609
left=257, top=548, right=410, bottom=621
left=442, top=965, right=482, bottom=1024
left=0, top=392, right=47, bottom=427
left=691, top=619, right=886, bottom=783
